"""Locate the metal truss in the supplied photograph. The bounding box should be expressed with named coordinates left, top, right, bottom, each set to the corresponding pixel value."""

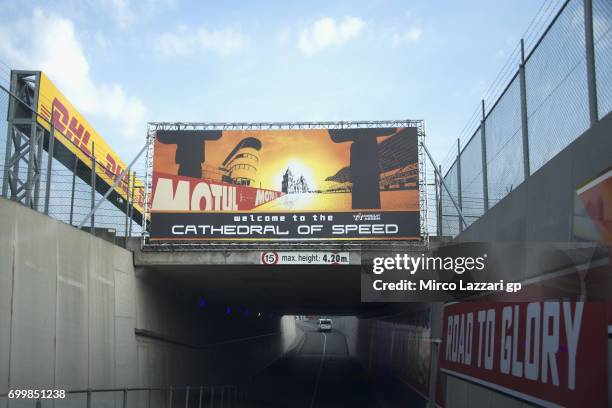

left=143, top=120, right=428, bottom=250
left=141, top=239, right=430, bottom=252
left=141, top=125, right=156, bottom=239
left=147, top=120, right=422, bottom=131
left=2, top=71, right=45, bottom=209
left=417, top=121, right=430, bottom=249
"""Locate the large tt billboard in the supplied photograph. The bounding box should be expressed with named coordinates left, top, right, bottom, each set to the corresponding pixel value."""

left=149, top=126, right=420, bottom=241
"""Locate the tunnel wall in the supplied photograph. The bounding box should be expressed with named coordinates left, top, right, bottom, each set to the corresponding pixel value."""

left=0, top=197, right=300, bottom=407
left=334, top=305, right=443, bottom=406
left=133, top=270, right=301, bottom=387
left=335, top=302, right=584, bottom=408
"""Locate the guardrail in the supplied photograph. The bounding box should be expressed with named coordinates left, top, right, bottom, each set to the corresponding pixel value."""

left=0, top=385, right=243, bottom=408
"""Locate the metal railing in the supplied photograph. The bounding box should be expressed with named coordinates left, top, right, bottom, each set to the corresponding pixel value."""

left=0, top=385, right=243, bottom=408
left=437, top=0, right=612, bottom=237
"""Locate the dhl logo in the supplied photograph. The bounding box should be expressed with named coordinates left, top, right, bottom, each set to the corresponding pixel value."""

left=42, top=97, right=92, bottom=157
left=36, top=73, right=145, bottom=212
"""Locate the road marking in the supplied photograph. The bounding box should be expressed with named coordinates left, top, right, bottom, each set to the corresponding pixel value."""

left=309, top=332, right=327, bottom=408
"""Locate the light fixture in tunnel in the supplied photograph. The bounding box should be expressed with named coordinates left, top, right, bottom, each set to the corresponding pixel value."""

left=225, top=306, right=232, bottom=315
left=197, top=296, right=207, bottom=308
left=243, top=308, right=250, bottom=317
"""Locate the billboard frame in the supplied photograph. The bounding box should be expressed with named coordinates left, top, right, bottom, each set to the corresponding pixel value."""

left=142, top=120, right=428, bottom=250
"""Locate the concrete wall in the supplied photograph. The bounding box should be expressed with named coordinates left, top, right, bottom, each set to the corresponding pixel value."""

left=0, top=197, right=137, bottom=407
left=443, top=376, right=535, bottom=408
left=334, top=304, right=443, bottom=406
left=0, top=198, right=300, bottom=407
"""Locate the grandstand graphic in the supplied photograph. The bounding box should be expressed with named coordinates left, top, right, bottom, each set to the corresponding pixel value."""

left=152, top=127, right=418, bottom=212
left=322, top=128, right=419, bottom=194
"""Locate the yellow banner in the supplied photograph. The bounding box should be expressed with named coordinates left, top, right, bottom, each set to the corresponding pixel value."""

left=36, top=72, right=145, bottom=214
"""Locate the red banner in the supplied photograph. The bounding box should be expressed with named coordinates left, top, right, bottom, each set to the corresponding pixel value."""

left=440, top=301, right=608, bottom=407
left=152, top=172, right=283, bottom=212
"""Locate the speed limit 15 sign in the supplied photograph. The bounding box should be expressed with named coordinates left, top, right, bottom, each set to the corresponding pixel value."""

left=259, top=251, right=350, bottom=265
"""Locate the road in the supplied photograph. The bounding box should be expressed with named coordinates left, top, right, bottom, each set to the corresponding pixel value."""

left=242, top=321, right=383, bottom=408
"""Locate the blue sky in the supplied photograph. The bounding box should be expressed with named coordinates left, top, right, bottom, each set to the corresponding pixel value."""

left=0, top=0, right=549, bottom=164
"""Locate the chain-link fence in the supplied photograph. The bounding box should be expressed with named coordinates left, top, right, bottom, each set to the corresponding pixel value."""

left=437, top=0, right=611, bottom=237
left=0, top=74, right=147, bottom=246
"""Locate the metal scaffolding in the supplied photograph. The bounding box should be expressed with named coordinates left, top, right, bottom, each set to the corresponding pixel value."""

left=2, top=71, right=45, bottom=209
left=143, top=120, right=429, bottom=250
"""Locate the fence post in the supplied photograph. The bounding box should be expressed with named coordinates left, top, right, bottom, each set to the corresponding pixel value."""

left=44, top=106, right=55, bottom=214
left=437, top=165, right=443, bottom=235
left=185, top=386, right=190, bottom=408
left=434, top=170, right=440, bottom=236
left=90, top=142, right=96, bottom=233
left=123, top=389, right=128, bottom=408
left=87, top=390, right=92, bottom=408
left=584, top=0, right=598, bottom=125
left=124, top=170, right=131, bottom=244
left=2, top=106, right=13, bottom=199
left=456, top=138, right=463, bottom=233
left=169, top=386, right=173, bottom=408
left=32, top=125, right=44, bottom=210
left=427, top=339, right=442, bottom=408
left=198, top=386, right=203, bottom=408
left=480, top=100, right=489, bottom=212
left=210, top=386, right=215, bottom=408
left=519, top=38, right=531, bottom=180
left=69, top=155, right=77, bottom=225
left=78, top=142, right=147, bottom=230
left=129, top=172, right=136, bottom=237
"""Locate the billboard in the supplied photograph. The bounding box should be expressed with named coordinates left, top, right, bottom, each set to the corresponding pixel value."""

left=440, top=301, right=609, bottom=407
left=35, top=72, right=145, bottom=214
left=574, top=167, right=612, bottom=242
left=149, top=126, right=420, bottom=240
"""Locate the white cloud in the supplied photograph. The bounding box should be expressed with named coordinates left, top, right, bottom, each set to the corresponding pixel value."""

left=100, top=0, right=176, bottom=28
left=0, top=9, right=147, bottom=140
left=276, top=27, right=292, bottom=47
left=298, top=16, right=366, bottom=55
left=391, top=27, right=422, bottom=47
left=157, top=25, right=247, bottom=57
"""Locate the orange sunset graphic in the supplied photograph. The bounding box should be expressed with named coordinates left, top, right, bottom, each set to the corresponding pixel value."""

left=153, top=128, right=419, bottom=212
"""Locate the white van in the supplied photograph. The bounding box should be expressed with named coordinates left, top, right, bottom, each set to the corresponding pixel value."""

left=318, top=318, right=332, bottom=332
